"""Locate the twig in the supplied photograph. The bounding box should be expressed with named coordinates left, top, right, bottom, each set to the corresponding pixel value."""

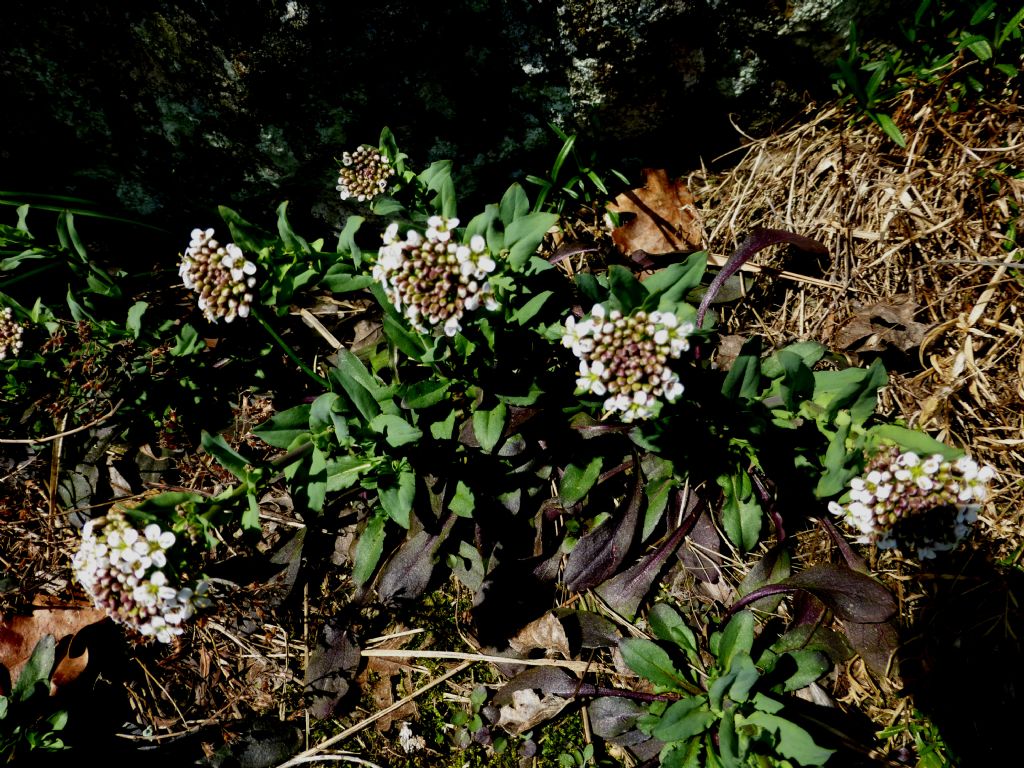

left=274, top=661, right=472, bottom=768
left=360, top=648, right=610, bottom=674
left=0, top=398, right=124, bottom=444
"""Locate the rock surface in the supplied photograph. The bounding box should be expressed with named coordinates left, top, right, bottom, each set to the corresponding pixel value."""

left=1, top=0, right=901, bottom=227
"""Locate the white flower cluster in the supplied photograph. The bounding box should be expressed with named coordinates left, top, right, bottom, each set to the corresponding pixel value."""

left=179, top=228, right=257, bottom=323
left=373, top=216, right=498, bottom=337
left=563, top=305, right=693, bottom=422
left=337, top=145, right=394, bottom=202
left=0, top=307, right=25, bottom=360
left=72, top=512, right=210, bottom=643
left=828, top=447, right=996, bottom=559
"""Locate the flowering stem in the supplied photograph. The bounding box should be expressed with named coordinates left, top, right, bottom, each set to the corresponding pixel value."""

left=254, top=309, right=328, bottom=388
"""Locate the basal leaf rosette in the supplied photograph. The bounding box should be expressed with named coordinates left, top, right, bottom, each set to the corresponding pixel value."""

left=373, top=216, right=498, bottom=337
left=828, top=446, right=996, bottom=559
left=179, top=228, right=257, bottom=323
left=72, top=511, right=211, bottom=643
left=563, top=304, right=694, bottom=422
left=0, top=307, right=25, bottom=360
left=337, top=144, right=395, bottom=202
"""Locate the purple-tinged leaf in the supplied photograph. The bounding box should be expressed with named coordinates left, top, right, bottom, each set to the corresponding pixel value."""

left=791, top=589, right=827, bottom=627
left=770, top=623, right=854, bottom=666
left=493, top=667, right=579, bottom=704
left=815, top=515, right=868, bottom=574
left=736, top=543, right=791, bottom=612
left=549, top=241, right=599, bottom=265
left=589, top=696, right=647, bottom=739
left=562, top=464, right=643, bottom=593
left=731, top=564, right=896, bottom=624
left=560, top=610, right=622, bottom=649
left=376, top=515, right=456, bottom=607
left=595, top=504, right=701, bottom=619
left=678, top=503, right=723, bottom=584
left=784, top=565, right=896, bottom=623
left=749, top=469, right=785, bottom=542
left=840, top=618, right=899, bottom=678
left=304, top=621, right=361, bottom=719
left=695, top=227, right=827, bottom=341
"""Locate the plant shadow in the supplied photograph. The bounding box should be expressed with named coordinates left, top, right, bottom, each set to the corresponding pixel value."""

left=897, top=545, right=1024, bottom=765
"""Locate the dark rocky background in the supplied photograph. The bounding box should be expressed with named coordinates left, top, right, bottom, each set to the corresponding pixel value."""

left=1, top=0, right=907, bottom=233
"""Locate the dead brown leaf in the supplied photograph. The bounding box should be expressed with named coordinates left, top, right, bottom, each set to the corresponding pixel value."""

left=507, top=612, right=571, bottom=659
left=0, top=599, right=107, bottom=696
left=356, top=629, right=418, bottom=732
left=608, top=168, right=703, bottom=257
left=496, top=687, right=569, bottom=735
left=829, top=295, right=932, bottom=353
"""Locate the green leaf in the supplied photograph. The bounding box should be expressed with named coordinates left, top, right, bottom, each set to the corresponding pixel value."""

left=201, top=431, right=252, bottom=481
left=253, top=404, right=312, bottom=449
left=243, top=491, right=261, bottom=529
left=959, top=34, right=993, bottom=61
left=717, top=472, right=762, bottom=553
left=126, top=301, right=147, bottom=339
left=619, top=638, right=690, bottom=691
left=648, top=603, right=700, bottom=664
left=379, top=466, right=415, bottom=528
left=512, top=290, right=553, bottom=325
left=330, top=350, right=385, bottom=420
left=465, top=204, right=499, bottom=242
left=741, top=711, right=835, bottom=766
left=659, top=738, right=704, bottom=768
left=335, top=214, right=365, bottom=263
left=448, top=480, right=475, bottom=518
left=870, top=110, right=906, bottom=148
left=607, top=265, right=646, bottom=313
left=13, top=635, right=56, bottom=703
left=505, top=212, right=558, bottom=270
left=382, top=312, right=429, bottom=360
left=721, top=337, right=762, bottom=401
left=996, top=6, right=1024, bottom=47
left=727, top=652, right=759, bottom=702
left=816, top=420, right=853, bottom=498
left=868, top=424, right=961, bottom=460
left=559, top=456, right=603, bottom=506
left=430, top=409, right=456, bottom=440
left=276, top=201, right=311, bottom=254
left=642, top=455, right=676, bottom=540
left=353, top=510, right=387, bottom=585
left=780, top=650, right=830, bottom=691
left=718, top=610, right=755, bottom=672
left=400, top=379, right=450, bottom=409
left=473, top=401, right=507, bottom=453
left=56, top=211, right=87, bottom=261
left=319, top=267, right=374, bottom=293
left=325, top=455, right=375, bottom=491
left=218, top=205, right=264, bottom=252
left=170, top=323, right=204, bottom=357
left=653, top=697, right=715, bottom=743
left=369, top=414, right=423, bottom=447
left=641, top=252, right=708, bottom=310
left=499, top=182, right=531, bottom=226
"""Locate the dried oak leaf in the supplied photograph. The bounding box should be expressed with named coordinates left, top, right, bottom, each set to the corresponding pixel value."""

left=608, top=169, right=703, bottom=257
left=507, top=612, right=571, bottom=660
left=0, top=599, right=107, bottom=696
left=496, top=687, right=569, bottom=735
left=355, top=629, right=418, bottom=732
left=829, top=295, right=931, bottom=353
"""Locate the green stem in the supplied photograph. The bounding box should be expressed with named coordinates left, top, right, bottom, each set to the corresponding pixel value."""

left=254, top=308, right=328, bottom=388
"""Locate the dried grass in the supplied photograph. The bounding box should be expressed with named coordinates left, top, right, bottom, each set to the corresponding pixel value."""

left=691, top=69, right=1024, bottom=756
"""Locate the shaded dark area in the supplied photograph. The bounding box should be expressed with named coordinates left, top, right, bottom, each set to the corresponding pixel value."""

left=0, top=0, right=906, bottom=235
left=897, top=548, right=1024, bottom=766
